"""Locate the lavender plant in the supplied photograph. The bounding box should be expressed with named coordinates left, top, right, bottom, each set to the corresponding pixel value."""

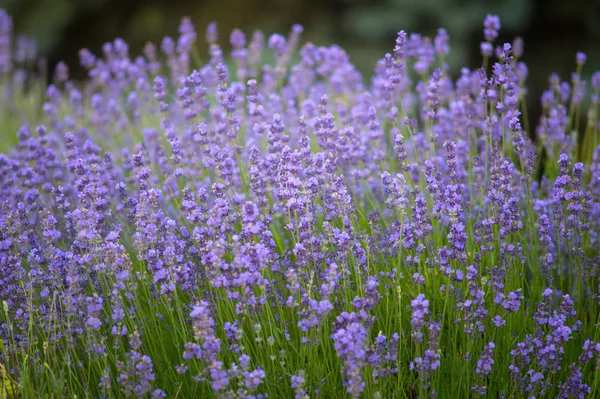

left=1, top=8, right=600, bottom=398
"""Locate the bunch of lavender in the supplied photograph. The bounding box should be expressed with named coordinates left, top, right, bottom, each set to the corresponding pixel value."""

left=1, top=8, right=600, bottom=398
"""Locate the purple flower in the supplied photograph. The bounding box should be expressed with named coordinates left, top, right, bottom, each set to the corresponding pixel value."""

left=206, top=22, right=218, bottom=44
left=410, top=349, right=440, bottom=391
left=410, top=294, right=429, bottom=343
left=331, top=313, right=368, bottom=398
left=476, top=342, right=495, bottom=376
left=492, top=315, right=506, bottom=327
left=483, top=15, right=501, bottom=42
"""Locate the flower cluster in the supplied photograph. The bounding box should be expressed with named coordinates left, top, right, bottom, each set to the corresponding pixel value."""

left=1, top=8, right=600, bottom=398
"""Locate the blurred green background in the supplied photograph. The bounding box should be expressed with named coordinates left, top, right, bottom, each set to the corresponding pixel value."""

left=2, top=0, right=599, bottom=98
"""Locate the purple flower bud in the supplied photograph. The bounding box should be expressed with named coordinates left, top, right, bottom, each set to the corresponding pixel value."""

left=410, top=294, right=429, bottom=343
left=268, top=33, right=287, bottom=57
left=206, top=22, right=218, bottom=44
left=434, top=28, right=449, bottom=56
left=483, top=15, right=501, bottom=42
left=476, top=342, right=495, bottom=375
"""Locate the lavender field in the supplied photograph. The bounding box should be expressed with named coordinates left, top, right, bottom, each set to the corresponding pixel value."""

left=1, top=8, right=600, bottom=398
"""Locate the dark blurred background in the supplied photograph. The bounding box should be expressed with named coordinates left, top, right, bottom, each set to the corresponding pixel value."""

left=2, top=0, right=600, bottom=100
